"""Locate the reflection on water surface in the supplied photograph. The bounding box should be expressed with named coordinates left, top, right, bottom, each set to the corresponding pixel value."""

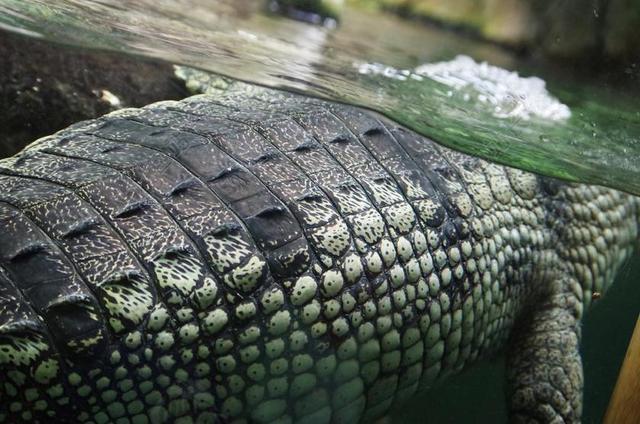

left=0, top=0, right=639, bottom=193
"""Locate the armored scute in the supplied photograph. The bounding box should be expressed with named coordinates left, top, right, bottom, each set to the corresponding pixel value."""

left=0, top=85, right=637, bottom=423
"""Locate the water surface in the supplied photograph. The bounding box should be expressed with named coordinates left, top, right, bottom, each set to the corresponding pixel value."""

left=0, top=0, right=638, bottom=194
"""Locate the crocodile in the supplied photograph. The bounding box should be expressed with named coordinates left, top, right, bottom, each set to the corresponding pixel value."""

left=0, top=82, right=637, bottom=424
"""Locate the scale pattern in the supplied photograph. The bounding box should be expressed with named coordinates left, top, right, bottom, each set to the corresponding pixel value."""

left=0, top=85, right=637, bottom=424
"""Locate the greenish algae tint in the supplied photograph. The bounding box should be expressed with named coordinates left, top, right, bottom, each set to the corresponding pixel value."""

left=0, top=0, right=638, bottom=194
left=0, top=1, right=638, bottom=423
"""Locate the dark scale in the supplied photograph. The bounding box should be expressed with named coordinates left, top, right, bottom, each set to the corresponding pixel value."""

left=0, top=85, right=638, bottom=424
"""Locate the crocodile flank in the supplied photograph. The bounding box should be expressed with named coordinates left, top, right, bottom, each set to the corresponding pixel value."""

left=0, top=85, right=638, bottom=423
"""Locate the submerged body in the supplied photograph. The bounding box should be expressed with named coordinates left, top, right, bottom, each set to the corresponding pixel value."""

left=0, top=85, right=637, bottom=423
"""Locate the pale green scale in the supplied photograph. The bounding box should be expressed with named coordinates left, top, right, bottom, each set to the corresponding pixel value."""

left=230, top=256, right=268, bottom=292
left=382, top=351, right=401, bottom=373
left=334, top=359, right=360, bottom=383
left=448, top=247, right=461, bottom=264
left=301, top=301, right=321, bottom=325
left=374, top=279, right=389, bottom=297
left=434, top=249, right=447, bottom=268
left=333, top=378, right=364, bottom=410
left=393, top=311, right=404, bottom=328
left=291, top=374, right=317, bottom=398
left=238, top=325, right=261, bottom=345
left=377, top=295, right=392, bottom=315
left=354, top=238, right=368, bottom=254
left=392, top=289, right=407, bottom=309
left=216, top=355, right=237, bottom=374
left=360, top=361, right=381, bottom=385
left=379, top=239, right=397, bottom=267
left=381, top=329, right=401, bottom=352
left=265, top=339, right=285, bottom=359
left=426, top=229, right=440, bottom=249
left=76, top=384, right=91, bottom=400
left=292, top=354, right=313, bottom=374
left=341, top=254, right=364, bottom=283
left=441, top=313, right=453, bottom=338
left=195, top=362, right=211, bottom=378
left=364, top=251, right=384, bottom=274
left=357, top=322, right=375, bottom=342
left=439, top=292, right=451, bottom=311
left=260, top=287, right=285, bottom=314
left=427, top=274, right=440, bottom=295
left=388, top=264, right=406, bottom=288
left=289, top=330, right=309, bottom=351
left=405, top=258, right=421, bottom=282
left=406, top=284, right=416, bottom=301
left=350, top=310, right=364, bottom=328
left=147, top=307, right=170, bottom=332
left=124, top=331, right=143, bottom=350
left=68, top=372, right=82, bottom=386
left=235, top=301, right=257, bottom=320
left=154, top=331, right=175, bottom=351
left=290, top=276, right=318, bottom=306
left=451, top=309, right=464, bottom=331
left=193, top=277, right=219, bottom=310
left=239, top=346, right=260, bottom=364
left=376, top=316, right=393, bottom=334
left=396, top=236, right=413, bottom=262
left=310, top=322, right=327, bottom=338
left=323, top=299, right=341, bottom=319
left=315, top=354, right=337, bottom=379
left=416, top=278, right=429, bottom=298
left=200, top=309, right=229, bottom=335
left=441, top=268, right=452, bottom=286
left=447, top=328, right=463, bottom=351
left=363, top=300, right=377, bottom=319
left=320, top=270, right=343, bottom=298
left=338, top=292, right=355, bottom=313
left=337, top=337, right=358, bottom=360
left=227, top=375, right=246, bottom=394
left=269, top=358, right=289, bottom=375
left=222, top=397, right=243, bottom=417
left=246, top=385, right=266, bottom=406
left=268, top=311, right=291, bottom=336
left=267, top=377, right=288, bottom=397
left=332, top=317, right=350, bottom=337
left=403, top=341, right=424, bottom=366
left=178, top=323, right=199, bottom=345
left=214, top=337, right=235, bottom=355
left=47, top=384, right=64, bottom=399
left=34, top=359, right=59, bottom=384
left=159, top=355, right=176, bottom=371
left=426, top=340, right=445, bottom=367
left=413, top=231, right=428, bottom=254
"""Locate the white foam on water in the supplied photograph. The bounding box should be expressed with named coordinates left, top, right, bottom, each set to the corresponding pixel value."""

left=356, top=55, right=571, bottom=122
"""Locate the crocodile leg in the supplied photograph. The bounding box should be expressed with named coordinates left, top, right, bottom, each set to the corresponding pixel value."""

left=507, top=275, right=584, bottom=423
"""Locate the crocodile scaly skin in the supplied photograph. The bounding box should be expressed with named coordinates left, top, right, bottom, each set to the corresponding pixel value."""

left=0, top=85, right=637, bottom=423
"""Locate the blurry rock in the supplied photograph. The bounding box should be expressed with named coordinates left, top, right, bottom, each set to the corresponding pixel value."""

left=0, top=30, right=189, bottom=158
left=268, top=0, right=344, bottom=26
left=529, top=0, right=601, bottom=60
left=370, top=0, right=638, bottom=64
left=604, top=0, right=640, bottom=61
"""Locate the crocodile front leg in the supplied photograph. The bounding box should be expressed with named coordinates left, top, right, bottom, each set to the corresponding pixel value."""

left=507, top=275, right=584, bottom=423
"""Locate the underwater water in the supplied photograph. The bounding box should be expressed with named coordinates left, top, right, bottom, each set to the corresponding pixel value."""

left=0, top=1, right=638, bottom=423
left=0, top=0, right=639, bottom=195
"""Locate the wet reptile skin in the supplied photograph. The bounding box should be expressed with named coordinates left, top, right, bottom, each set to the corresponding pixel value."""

left=0, top=85, right=638, bottom=424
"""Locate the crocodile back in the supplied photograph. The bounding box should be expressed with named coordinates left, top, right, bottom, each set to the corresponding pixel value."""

left=0, top=86, right=637, bottom=423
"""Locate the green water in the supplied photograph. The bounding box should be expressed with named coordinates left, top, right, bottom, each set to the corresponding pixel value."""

left=0, top=1, right=638, bottom=422
left=0, top=0, right=639, bottom=195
